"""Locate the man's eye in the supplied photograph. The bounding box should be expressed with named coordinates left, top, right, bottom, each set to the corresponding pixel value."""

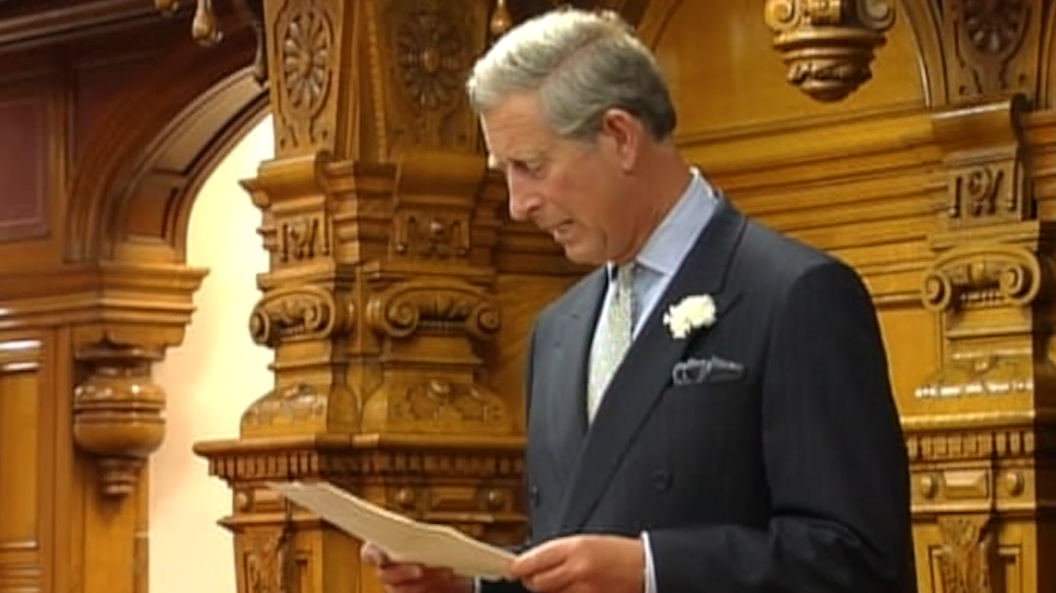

left=514, top=161, right=543, bottom=176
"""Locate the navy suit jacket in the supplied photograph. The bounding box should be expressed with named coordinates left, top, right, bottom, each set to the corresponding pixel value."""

left=486, top=199, right=914, bottom=593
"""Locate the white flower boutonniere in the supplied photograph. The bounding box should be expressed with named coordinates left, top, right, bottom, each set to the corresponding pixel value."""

left=663, top=294, right=717, bottom=339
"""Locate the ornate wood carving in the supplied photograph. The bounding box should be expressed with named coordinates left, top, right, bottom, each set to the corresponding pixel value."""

left=272, top=0, right=336, bottom=153
left=73, top=340, right=166, bottom=497
left=936, top=514, right=997, bottom=593
left=763, top=0, right=896, bottom=102
left=365, top=280, right=499, bottom=340
left=921, top=244, right=1044, bottom=314
left=66, top=263, right=207, bottom=498
left=386, top=0, right=471, bottom=146
left=942, top=0, right=1040, bottom=104
left=933, top=96, right=1031, bottom=228
left=917, top=97, right=1050, bottom=408
left=360, top=0, right=489, bottom=160
left=239, top=527, right=294, bottom=593
left=196, top=435, right=527, bottom=546
left=906, top=23, right=1056, bottom=592
left=249, top=285, right=353, bottom=347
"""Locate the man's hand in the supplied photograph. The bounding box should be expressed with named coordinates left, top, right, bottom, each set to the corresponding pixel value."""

left=508, top=535, right=644, bottom=593
left=361, top=542, right=473, bottom=593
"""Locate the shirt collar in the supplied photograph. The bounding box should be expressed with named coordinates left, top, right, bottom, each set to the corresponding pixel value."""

left=607, top=167, right=717, bottom=282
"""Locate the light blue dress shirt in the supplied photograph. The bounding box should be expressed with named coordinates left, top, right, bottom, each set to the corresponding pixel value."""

left=594, top=167, right=718, bottom=593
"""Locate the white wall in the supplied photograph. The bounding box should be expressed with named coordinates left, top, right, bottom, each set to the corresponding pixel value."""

left=151, top=115, right=275, bottom=593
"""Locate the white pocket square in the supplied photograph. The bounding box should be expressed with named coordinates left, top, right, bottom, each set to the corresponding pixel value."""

left=672, top=355, right=745, bottom=386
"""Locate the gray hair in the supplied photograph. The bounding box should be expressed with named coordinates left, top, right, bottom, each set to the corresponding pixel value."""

left=466, top=8, right=676, bottom=142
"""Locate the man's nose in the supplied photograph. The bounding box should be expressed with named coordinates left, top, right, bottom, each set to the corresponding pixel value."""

left=507, top=176, right=540, bottom=222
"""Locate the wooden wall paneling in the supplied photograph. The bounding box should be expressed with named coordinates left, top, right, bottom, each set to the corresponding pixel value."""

left=0, top=67, right=65, bottom=273
left=1, top=2, right=1056, bottom=593
left=0, top=332, right=57, bottom=593
left=0, top=7, right=266, bottom=593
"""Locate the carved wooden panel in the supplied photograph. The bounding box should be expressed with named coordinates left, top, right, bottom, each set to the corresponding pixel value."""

left=0, top=337, right=45, bottom=593
left=271, top=0, right=337, bottom=155
left=940, top=0, right=1042, bottom=104
left=0, top=83, right=47, bottom=243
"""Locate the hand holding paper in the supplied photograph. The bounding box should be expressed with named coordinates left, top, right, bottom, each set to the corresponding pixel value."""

left=267, top=481, right=514, bottom=581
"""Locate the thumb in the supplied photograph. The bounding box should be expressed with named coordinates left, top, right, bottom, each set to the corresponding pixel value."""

left=360, top=542, right=390, bottom=567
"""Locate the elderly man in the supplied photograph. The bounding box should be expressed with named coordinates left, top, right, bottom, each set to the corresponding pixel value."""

left=364, top=7, right=913, bottom=593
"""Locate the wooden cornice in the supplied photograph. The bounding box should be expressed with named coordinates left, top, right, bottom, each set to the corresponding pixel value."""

left=0, top=262, right=207, bottom=330
left=0, top=0, right=178, bottom=49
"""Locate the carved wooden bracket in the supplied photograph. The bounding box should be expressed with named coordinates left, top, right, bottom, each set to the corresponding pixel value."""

left=932, top=96, right=1031, bottom=228
left=66, top=262, right=206, bottom=498
left=763, top=0, right=895, bottom=102
left=73, top=339, right=166, bottom=497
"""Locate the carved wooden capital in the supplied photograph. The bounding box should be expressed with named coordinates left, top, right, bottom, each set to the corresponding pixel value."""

left=763, top=0, right=895, bottom=102
left=915, top=241, right=1054, bottom=401
left=922, top=243, right=1046, bottom=313
left=365, top=279, right=500, bottom=341
left=249, top=285, right=354, bottom=347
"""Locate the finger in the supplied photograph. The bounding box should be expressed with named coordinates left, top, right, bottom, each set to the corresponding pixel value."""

left=521, top=563, right=576, bottom=593
left=509, top=540, right=568, bottom=581
left=377, top=564, right=425, bottom=586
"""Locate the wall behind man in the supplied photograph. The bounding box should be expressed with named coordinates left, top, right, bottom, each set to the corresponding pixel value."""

left=150, top=116, right=275, bottom=593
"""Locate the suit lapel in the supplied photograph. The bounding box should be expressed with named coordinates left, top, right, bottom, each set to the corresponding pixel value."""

left=543, top=268, right=606, bottom=486
left=555, top=198, right=748, bottom=530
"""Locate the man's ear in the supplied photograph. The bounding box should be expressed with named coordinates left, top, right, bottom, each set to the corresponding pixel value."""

left=599, top=108, right=643, bottom=173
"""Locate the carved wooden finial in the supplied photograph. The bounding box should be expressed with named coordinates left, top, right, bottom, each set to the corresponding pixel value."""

left=154, top=0, right=179, bottom=15
left=192, top=0, right=222, bottom=46
left=490, top=0, right=512, bottom=38
left=763, top=0, right=895, bottom=102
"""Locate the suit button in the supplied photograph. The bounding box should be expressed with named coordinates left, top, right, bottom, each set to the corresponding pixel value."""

left=528, top=485, right=541, bottom=506
left=651, top=470, right=672, bottom=493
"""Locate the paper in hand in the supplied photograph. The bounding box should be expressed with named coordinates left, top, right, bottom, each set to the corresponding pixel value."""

left=267, top=481, right=514, bottom=581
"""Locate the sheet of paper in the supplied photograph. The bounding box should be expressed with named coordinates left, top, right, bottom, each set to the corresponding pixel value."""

left=267, top=481, right=515, bottom=581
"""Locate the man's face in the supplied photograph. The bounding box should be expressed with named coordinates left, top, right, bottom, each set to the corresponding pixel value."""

left=481, top=93, right=631, bottom=266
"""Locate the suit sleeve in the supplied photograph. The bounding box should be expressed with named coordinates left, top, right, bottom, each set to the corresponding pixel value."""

left=648, top=261, right=912, bottom=593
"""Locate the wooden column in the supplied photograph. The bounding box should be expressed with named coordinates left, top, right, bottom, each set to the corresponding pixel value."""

left=903, top=2, right=1056, bottom=592
left=191, top=3, right=553, bottom=593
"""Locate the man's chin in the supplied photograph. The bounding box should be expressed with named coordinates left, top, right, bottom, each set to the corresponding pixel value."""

left=560, top=243, right=604, bottom=267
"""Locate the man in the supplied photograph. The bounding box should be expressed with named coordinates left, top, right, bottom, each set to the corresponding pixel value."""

left=364, top=7, right=913, bottom=593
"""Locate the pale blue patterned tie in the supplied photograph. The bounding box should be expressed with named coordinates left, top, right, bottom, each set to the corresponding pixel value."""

left=587, top=263, right=637, bottom=423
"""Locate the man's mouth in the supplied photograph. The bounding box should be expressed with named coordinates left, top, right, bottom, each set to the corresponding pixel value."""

left=547, top=221, right=573, bottom=240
